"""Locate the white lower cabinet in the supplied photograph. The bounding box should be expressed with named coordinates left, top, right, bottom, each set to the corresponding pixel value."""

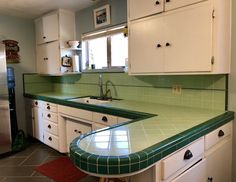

left=171, top=159, right=206, bottom=182
left=66, top=118, right=92, bottom=151
left=32, top=105, right=44, bottom=142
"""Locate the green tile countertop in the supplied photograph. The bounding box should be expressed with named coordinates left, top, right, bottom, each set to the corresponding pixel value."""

left=24, top=92, right=234, bottom=176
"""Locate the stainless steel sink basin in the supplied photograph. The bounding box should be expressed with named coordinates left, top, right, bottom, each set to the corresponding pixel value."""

left=69, top=97, right=111, bottom=104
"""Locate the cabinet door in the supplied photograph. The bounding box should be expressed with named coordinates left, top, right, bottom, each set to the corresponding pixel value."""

left=43, top=14, right=59, bottom=43
left=206, top=138, right=232, bottom=182
left=32, top=107, right=44, bottom=142
left=35, top=13, right=59, bottom=44
left=171, top=159, right=206, bottom=182
left=129, top=15, right=165, bottom=74
left=164, top=2, right=212, bottom=72
left=129, top=0, right=164, bottom=20
left=66, top=118, right=92, bottom=150
left=36, top=41, right=60, bottom=74
left=165, top=0, right=205, bottom=11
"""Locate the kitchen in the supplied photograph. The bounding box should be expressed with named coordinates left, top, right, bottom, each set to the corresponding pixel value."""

left=0, top=0, right=235, bottom=181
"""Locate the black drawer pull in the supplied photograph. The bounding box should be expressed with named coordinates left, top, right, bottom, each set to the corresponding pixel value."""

left=35, top=101, right=38, bottom=105
left=166, top=0, right=170, bottom=2
left=208, top=177, right=213, bottom=182
left=102, top=116, right=108, bottom=122
left=155, top=1, right=160, bottom=5
left=47, top=106, right=50, bottom=110
left=166, top=42, right=171, bottom=47
left=184, top=150, right=193, bottom=160
left=43, top=36, right=46, bottom=39
left=47, top=114, right=51, bottom=118
left=156, top=44, right=162, bottom=48
left=74, top=129, right=82, bottom=134
left=48, top=137, right=52, bottom=141
left=218, top=130, right=225, bottom=137
left=48, top=125, right=51, bottom=129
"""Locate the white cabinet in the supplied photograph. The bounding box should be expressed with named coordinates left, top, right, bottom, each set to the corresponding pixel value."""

left=128, top=0, right=164, bottom=21
left=35, top=9, right=76, bottom=75
left=66, top=118, right=92, bottom=150
left=205, top=122, right=232, bottom=182
left=35, top=13, right=59, bottom=45
left=36, top=41, right=60, bottom=74
left=129, top=1, right=212, bottom=74
left=32, top=100, right=44, bottom=142
left=171, top=159, right=206, bottom=182
left=128, top=0, right=231, bottom=75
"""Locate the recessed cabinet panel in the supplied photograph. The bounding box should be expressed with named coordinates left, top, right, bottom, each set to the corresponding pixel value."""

left=129, top=15, right=165, bottom=74
left=129, top=0, right=164, bottom=21
left=164, top=1, right=212, bottom=72
left=165, top=0, right=206, bottom=11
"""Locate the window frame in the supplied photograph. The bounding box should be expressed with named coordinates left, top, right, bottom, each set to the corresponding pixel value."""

left=81, top=24, right=127, bottom=73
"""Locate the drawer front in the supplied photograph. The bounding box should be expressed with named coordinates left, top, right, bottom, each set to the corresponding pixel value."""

left=117, top=117, right=131, bottom=124
left=93, top=112, right=118, bottom=126
left=42, top=102, right=57, bottom=112
left=58, top=105, right=92, bottom=121
left=165, top=0, right=204, bottom=11
left=44, top=132, right=59, bottom=150
left=205, top=121, right=232, bottom=150
left=43, top=111, right=58, bottom=123
left=44, top=120, right=58, bottom=136
left=162, top=137, right=204, bottom=180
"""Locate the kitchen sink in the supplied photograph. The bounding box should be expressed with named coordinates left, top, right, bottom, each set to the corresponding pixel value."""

left=69, top=96, right=112, bottom=105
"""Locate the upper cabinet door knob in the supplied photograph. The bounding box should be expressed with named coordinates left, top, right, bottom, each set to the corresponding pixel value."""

left=157, top=44, right=162, bottom=48
left=166, top=42, right=171, bottom=47
left=166, top=0, right=170, bottom=2
left=155, top=1, right=160, bottom=5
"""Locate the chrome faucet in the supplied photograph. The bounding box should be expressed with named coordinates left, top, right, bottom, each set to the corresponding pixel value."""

left=98, top=74, right=112, bottom=100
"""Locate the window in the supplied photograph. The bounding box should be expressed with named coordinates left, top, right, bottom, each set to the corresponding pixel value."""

left=81, top=25, right=128, bottom=71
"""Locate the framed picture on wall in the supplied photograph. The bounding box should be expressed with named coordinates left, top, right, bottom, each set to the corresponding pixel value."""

left=93, top=4, right=111, bottom=28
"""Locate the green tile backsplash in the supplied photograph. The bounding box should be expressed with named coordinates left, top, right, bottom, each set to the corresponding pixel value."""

left=23, top=73, right=227, bottom=111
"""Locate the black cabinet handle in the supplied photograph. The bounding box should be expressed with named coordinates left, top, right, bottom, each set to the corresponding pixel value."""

left=156, top=44, right=162, bottom=48
left=184, top=150, right=193, bottom=160
left=48, top=137, right=52, bottom=141
left=155, top=1, right=160, bottom=5
left=47, top=114, right=51, bottom=118
left=166, top=0, right=170, bottom=2
left=47, top=106, right=50, bottom=110
left=218, top=130, right=225, bottom=137
left=208, top=177, right=213, bottom=182
left=48, top=125, right=51, bottom=129
left=74, top=129, right=82, bottom=134
left=166, top=42, right=171, bottom=47
left=35, top=101, right=38, bottom=105
left=43, top=36, right=46, bottom=39
left=102, top=116, right=108, bottom=122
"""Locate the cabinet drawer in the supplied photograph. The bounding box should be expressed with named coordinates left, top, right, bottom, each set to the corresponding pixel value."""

left=42, top=102, right=57, bottom=112
left=44, top=120, right=58, bottom=136
left=205, top=121, right=232, bottom=151
left=92, top=112, right=118, bottom=126
left=44, top=132, right=59, bottom=150
left=162, top=137, right=204, bottom=180
left=43, top=111, right=58, bottom=123
left=165, top=0, right=205, bottom=11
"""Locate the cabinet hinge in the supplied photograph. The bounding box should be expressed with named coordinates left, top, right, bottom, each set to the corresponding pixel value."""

left=212, top=9, right=215, bottom=19
left=211, top=56, right=215, bottom=65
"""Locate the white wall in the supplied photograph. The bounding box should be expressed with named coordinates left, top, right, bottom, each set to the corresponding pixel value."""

left=0, top=15, right=36, bottom=133
left=229, top=0, right=236, bottom=181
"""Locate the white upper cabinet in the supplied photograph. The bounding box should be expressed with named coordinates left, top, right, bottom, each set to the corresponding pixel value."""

left=35, top=9, right=76, bottom=75
left=35, top=14, right=59, bottom=45
left=128, top=0, right=231, bottom=75
left=129, top=0, right=164, bottom=21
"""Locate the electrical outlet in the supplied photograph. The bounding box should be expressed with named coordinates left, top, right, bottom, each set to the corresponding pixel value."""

left=172, top=85, right=182, bottom=94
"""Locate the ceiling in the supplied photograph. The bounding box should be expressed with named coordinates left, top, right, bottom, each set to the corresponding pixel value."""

left=0, top=0, right=101, bottom=19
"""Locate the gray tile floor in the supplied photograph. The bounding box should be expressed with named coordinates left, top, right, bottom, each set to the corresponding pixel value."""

left=0, top=142, right=99, bottom=182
